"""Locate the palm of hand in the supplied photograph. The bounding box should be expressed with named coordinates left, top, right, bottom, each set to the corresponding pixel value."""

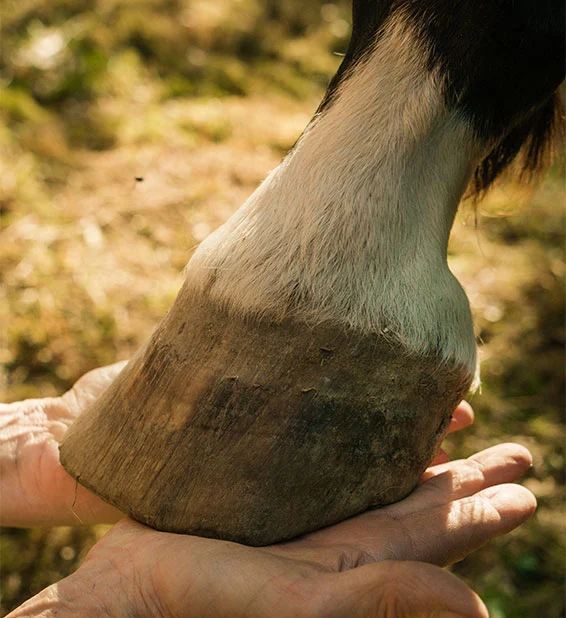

left=2, top=365, right=535, bottom=618
left=11, top=440, right=534, bottom=618
left=0, top=363, right=126, bottom=526
left=63, top=436, right=531, bottom=618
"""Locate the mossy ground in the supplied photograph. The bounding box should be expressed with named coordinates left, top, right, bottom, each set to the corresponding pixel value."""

left=1, top=1, right=564, bottom=615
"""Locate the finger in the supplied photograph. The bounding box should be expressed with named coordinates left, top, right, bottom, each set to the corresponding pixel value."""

left=447, top=400, right=474, bottom=434
left=282, top=481, right=535, bottom=573
left=283, top=443, right=534, bottom=569
left=428, top=448, right=451, bottom=467
left=74, top=361, right=128, bottom=390
left=321, top=560, right=488, bottom=618
left=427, top=401, right=474, bottom=468
left=60, top=361, right=129, bottom=414
left=381, top=483, right=536, bottom=566
left=400, top=443, right=533, bottom=516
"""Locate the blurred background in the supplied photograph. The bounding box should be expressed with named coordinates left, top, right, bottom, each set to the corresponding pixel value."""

left=1, top=0, right=564, bottom=615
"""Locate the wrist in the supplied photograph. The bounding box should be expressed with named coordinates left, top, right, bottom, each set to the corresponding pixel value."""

left=6, top=577, right=117, bottom=618
left=7, top=548, right=156, bottom=618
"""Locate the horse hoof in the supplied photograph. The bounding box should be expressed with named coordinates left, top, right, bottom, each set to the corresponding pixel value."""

left=59, top=286, right=473, bottom=546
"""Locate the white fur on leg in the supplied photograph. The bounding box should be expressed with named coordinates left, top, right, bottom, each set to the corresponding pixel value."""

left=184, top=14, right=483, bottom=377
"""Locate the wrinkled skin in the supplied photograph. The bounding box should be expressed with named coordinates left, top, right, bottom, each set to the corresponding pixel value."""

left=1, top=364, right=536, bottom=617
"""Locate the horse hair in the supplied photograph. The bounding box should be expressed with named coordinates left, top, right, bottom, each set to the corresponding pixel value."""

left=469, top=91, right=565, bottom=199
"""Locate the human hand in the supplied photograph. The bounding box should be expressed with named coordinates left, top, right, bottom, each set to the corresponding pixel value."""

left=9, top=442, right=535, bottom=617
left=3, top=366, right=534, bottom=617
left=0, top=363, right=127, bottom=527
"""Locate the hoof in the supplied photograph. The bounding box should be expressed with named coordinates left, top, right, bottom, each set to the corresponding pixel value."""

left=60, top=286, right=473, bottom=545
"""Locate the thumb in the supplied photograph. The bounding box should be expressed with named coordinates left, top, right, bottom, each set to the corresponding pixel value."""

left=320, top=560, right=489, bottom=618
left=61, top=361, right=129, bottom=412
